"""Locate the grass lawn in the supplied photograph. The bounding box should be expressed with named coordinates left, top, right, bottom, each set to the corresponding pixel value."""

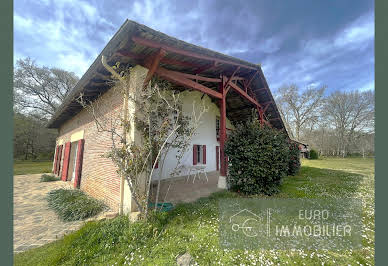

left=14, top=161, right=53, bottom=175
left=14, top=157, right=374, bottom=265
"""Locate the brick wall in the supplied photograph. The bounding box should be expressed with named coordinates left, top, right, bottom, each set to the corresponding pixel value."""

left=57, top=86, right=124, bottom=210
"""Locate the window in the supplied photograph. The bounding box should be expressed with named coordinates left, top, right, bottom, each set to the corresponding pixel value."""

left=193, top=145, right=206, bottom=165
left=197, top=145, right=203, bottom=164
left=216, top=116, right=220, bottom=139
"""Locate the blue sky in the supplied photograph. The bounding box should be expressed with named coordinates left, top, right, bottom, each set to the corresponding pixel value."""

left=14, top=0, right=374, bottom=94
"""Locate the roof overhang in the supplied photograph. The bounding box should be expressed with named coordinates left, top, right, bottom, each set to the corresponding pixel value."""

left=47, top=19, right=286, bottom=132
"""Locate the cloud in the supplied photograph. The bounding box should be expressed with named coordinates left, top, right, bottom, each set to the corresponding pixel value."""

left=14, top=0, right=374, bottom=95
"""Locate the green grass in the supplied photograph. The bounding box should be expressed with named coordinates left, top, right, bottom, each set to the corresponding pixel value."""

left=14, top=160, right=53, bottom=175
left=15, top=158, right=375, bottom=265
left=47, top=189, right=107, bottom=222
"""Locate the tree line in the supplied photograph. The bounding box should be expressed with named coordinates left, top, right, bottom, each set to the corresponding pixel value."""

left=275, top=85, right=374, bottom=157
left=13, top=57, right=374, bottom=160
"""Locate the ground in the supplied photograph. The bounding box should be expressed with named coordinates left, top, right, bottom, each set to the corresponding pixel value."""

left=14, top=160, right=53, bottom=175
left=13, top=173, right=84, bottom=253
left=14, top=157, right=374, bottom=265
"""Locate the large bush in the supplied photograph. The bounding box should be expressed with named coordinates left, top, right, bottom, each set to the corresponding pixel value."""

left=288, top=142, right=301, bottom=175
left=309, top=149, right=319, bottom=159
left=47, top=189, right=107, bottom=221
left=225, top=118, right=290, bottom=195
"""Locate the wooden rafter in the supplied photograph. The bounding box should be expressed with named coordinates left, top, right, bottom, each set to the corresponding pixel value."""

left=245, top=69, right=260, bottom=89
left=117, top=50, right=202, bottom=69
left=224, top=67, right=240, bottom=94
left=132, top=36, right=259, bottom=71
left=153, top=66, right=222, bottom=99
left=143, top=49, right=167, bottom=88
left=176, top=72, right=221, bottom=83
left=228, top=81, right=259, bottom=107
left=194, top=61, right=220, bottom=74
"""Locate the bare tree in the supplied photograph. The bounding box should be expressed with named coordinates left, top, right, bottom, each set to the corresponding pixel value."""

left=324, top=90, right=374, bottom=157
left=78, top=60, right=206, bottom=219
left=13, top=57, right=79, bottom=118
left=275, top=84, right=326, bottom=141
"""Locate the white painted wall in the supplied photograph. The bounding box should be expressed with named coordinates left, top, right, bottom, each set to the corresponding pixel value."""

left=151, top=90, right=234, bottom=180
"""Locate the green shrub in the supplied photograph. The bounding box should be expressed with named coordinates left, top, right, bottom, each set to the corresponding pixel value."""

left=288, top=142, right=301, bottom=175
left=40, top=174, right=59, bottom=182
left=225, top=116, right=290, bottom=195
left=47, top=189, right=107, bottom=221
left=309, top=149, right=319, bottom=159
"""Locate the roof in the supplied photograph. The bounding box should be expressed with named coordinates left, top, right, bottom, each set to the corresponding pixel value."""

left=47, top=19, right=286, bottom=131
left=291, top=139, right=309, bottom=147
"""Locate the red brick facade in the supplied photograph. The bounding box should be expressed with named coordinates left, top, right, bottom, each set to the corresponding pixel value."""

left=55, top=87, right=124, bottom=210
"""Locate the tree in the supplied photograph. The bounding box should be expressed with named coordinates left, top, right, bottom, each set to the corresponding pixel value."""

left=14, top=57, right=79, bottom=118
left=13, top=112, right=57, bottom=160
left=275, top=84, right=326, bottom=141
left=324, top=90, right=374, bottom=157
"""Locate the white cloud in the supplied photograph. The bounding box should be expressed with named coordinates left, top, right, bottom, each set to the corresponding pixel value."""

left=13, top=0, right=113, bottom=76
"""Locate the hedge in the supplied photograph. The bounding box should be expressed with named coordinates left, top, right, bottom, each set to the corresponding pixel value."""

left=225, top=117, right=290, bottom=195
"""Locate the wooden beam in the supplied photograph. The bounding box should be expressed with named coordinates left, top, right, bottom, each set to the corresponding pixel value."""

left=263, top=102, right=272, bottom=113
left=224, top=67, right=240, bottom=94
left=231, top=76, right=245, bottom=81
left=228, top=81, right=259, bottom=107
left=245, top=69, right=260, bottom=89
left=160, top=57, right=202, bottom=68
left=132, top=36, right=258, bottom=71
left=219, top=82, right=227, bottom=177
left=117, top=50, right=202, bottom=69
left=143, top=49, right=167, bottom=88
left=175, top=72, right=221, bottom=83
left=153, top=66, right=222, bottom=99
left=194, top=61, right=220, bottom=74
left=115, top=50, right=144, bottom=60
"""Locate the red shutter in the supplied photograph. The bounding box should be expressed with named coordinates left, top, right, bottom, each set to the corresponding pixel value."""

left=53, top=145, right=59, bottom=174
left=216, top=146, right=219, bottom=171
left=193, top=145, right=198, bottom=165
left=61, top=142, right=71, bottom=181
left=74, top=139, right=85, bottom=188
left=203, top=145, right=206, bottom=164
left=57, top=145, right=63, bottom=176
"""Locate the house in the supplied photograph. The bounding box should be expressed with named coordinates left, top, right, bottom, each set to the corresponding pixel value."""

left=47, top=20, right=287, bottom=214
left=291, top=139, right=310, bottom=158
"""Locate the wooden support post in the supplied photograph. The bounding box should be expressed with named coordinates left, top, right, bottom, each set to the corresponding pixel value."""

left=218, top=77, right=227, bottom=188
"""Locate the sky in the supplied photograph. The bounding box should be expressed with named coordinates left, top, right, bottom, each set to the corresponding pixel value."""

left=14, top=0, right=375, bottom=94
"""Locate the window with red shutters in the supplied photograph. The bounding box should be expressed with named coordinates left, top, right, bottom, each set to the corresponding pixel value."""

left=193, top=144, right=207, bottom=165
